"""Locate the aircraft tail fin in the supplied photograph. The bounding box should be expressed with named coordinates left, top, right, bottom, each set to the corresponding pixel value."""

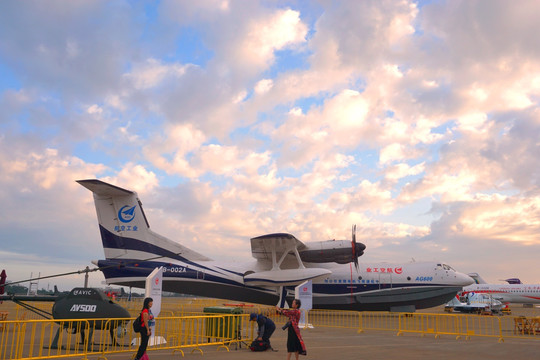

left=502, top=278, right=522, bottom=284
left=467, top=273, right=487, bottom=284
left=77, top=179, right=210, bottom=262
left=446, top=294, right=462, bottom=307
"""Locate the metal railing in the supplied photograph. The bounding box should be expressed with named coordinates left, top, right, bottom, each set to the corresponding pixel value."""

left=0, top=314, right=255, bottom=360
left=397, top=312, right=504, bottom=341
left=1, top=299, right=539, bottom=360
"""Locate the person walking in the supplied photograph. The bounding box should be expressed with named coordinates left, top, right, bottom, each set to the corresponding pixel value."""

left=249, top=312, right=276, bottom=349
left=135, top=297, right=154, bottom=360
left=276, top=299, right=306, bottom=359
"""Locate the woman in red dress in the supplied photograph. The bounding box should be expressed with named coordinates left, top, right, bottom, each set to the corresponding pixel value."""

left=276, top=299, right=307, bottom=359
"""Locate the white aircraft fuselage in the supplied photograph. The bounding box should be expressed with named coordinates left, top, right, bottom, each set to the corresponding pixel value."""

left=463, top=284, right=540, bottom=304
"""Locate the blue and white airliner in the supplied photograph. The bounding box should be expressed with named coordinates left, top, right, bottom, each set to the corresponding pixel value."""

left=78, top=179, right=473, bottom=312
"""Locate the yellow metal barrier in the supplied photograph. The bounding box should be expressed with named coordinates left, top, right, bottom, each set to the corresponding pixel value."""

left=0, top=313, right=255, bottom=360
left=458, top=314, right=503, bottom=340
left=397, top=313, right=504, bottom=342
left=0, top=319, right=92, bottom=360
left=2, top=303, right=540, bottom=360
left=305, top=309, right=361, bottom=330
left=357, top=312, right=400, bottom=332
left=304, top=309, right=538, bottom=343
left=499, top=315, right=540, bottom=339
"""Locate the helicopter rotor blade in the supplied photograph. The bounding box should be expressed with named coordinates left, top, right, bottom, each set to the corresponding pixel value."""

left=5, top=253, right=181, bottom=287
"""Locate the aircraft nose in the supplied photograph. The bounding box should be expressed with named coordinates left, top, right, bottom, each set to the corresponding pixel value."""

left=459, top=273, right=475, bottom=286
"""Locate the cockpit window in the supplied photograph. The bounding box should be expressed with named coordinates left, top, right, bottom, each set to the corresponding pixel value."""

left=436, top=264, right=455, bottom=271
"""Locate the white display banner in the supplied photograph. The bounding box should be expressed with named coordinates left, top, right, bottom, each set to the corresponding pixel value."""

left=295, top=280, right=313, bottom=328
left=145, top=267, right=163, bottom=317
left=145, top=267, right=166, bottom=345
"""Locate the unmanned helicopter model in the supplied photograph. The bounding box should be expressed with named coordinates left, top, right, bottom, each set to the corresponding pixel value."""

left=0, top=271, right=131, bottom=349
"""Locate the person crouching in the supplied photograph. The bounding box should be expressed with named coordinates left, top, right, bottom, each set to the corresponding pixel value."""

left=249, top=312, right=276, bottom=350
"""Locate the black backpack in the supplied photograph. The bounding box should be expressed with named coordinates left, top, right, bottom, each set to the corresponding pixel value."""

left=133, top=314, right=142, bottom=333
left=250, top=340, right=269, bottom=351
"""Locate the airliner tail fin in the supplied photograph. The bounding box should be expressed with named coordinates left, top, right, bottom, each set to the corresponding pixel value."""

left=467, top=272, right=487, bottom=284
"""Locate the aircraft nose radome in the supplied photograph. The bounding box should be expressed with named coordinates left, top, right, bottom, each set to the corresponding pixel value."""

left=460, top=273, right=475, bottom=286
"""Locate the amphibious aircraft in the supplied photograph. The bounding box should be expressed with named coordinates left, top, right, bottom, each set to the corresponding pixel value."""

left=78, top=179, right=473, bottom=312
left=463, top=273, right=540, bottom=305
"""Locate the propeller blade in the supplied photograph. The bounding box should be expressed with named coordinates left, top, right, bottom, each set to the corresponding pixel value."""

left=352, top=224, right=359, bottom=271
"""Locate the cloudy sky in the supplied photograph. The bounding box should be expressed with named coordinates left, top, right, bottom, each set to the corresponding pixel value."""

left=1, top=0, right=540, bottom=292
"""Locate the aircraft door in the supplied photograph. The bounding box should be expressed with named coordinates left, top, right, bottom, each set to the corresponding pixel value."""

left=378, top=272, right=392, bottom=289
left=197, top=270, right=205, bottom=280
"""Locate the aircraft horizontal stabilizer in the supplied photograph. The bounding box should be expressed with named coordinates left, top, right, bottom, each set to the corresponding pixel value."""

left=244, top=268, right=331, bottom=286
left=77, top=179, right=133, bottom=197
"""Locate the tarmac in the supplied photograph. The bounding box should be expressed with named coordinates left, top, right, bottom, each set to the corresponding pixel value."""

left=89, top=312, right=540, bottom=360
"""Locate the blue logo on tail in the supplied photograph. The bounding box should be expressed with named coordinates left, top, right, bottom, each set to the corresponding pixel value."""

left=118, top=205, right=136, bottom=223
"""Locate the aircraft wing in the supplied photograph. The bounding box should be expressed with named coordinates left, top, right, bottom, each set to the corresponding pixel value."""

left=248, top=233, right=331, bottom=285
left=250, top=233, right=307, bottom=261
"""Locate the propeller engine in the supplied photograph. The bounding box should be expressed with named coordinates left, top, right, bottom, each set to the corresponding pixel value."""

left=298, top=225, right=366, bottom=266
